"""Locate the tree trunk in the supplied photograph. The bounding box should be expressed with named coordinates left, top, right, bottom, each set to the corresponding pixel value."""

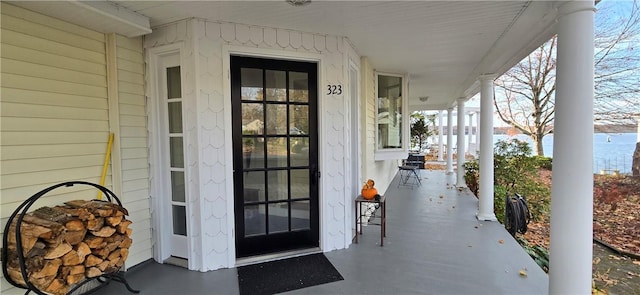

left=533, top=134, right=545, bottom=156
left=633, top=142, right=640, bottom=176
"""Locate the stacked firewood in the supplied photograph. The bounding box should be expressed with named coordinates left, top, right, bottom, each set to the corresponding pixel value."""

left=5, top=200, right=132, bottom=295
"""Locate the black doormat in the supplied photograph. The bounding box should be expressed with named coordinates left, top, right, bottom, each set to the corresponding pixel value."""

left=237, top=253, right=343, bottom=295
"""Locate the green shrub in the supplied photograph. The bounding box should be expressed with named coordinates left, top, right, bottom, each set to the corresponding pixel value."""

left=493, top=185, right=508, bottom=223
left=463, top=139, right=551, bottom=222
left=533, top=156, right=552, bottom=170
left=463, top=160, right=479, bottom=196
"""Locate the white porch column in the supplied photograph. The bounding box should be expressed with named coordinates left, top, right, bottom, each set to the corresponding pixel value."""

left=438, top=110, right=444, bottom=161
left=549, top=1, right=595, bottom=294
left=467, top=112, right=474, bottom=154
left=636, top=116, right=640, bottom=142
left=456, top=98, right=466, bottom=187
left=446, top=107, right=454, bottom=174
left=478, top=75, right=497, bottom=221
left=475, top=112, right=481, bottom=155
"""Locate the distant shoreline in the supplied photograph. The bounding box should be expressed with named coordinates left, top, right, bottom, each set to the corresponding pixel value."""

left=493, top=125, right=637, bottom=135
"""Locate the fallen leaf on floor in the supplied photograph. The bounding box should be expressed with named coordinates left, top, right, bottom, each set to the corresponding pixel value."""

left=499, top=239, right=505, bottom=244
left=593, top=257, right=601, bottom=265
left=439, top=195, right=444, bottom=199
left=474, top=225, right=479, bottom=229
left=519, top=269, right=527, bottom=277
left=633, top=260, right=640, bottom=266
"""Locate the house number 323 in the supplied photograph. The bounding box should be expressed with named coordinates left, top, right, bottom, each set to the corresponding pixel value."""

left=327, top=85, right=342, bottom=95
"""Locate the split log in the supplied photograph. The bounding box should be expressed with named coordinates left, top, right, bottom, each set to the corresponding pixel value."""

left=84, top=254, right=103, bottom=267
left=31, top=258, right=61, bottom=279
left=107, top=249, right=121, bottom=262
left=62, top=265, right=85, bottom=276
left=97, top=260, right=110, bottom=272
left=86, top=267, right=102, bottom=278
left=117, top=220, right=132, bottom=234
left=106, top=215, right=122, bottom=226
left=92, top=247, right=111, bottom=259
left=76, top=242, right=91, bottom=258
left=64, top=230, right=87, bottom=245
left=61, top=250, right=84, bottom=266
left=91, top=226, right=116, bottom=238
left=44, top=242, right=72, bottom=259
left=45, top=279, right=69, bottom=295
left=86, top=217, right=104, bottom=231
left=65, top=273, right=85, bottom=285
left=65, top=220, right=85, bottom=231
left=84, top=235, right=106, bottom=249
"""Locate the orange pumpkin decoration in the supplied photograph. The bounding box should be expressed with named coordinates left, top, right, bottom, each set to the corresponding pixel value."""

left=361, top=179, right=379, bottom=200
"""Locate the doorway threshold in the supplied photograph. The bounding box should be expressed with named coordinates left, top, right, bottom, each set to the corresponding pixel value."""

left=164, top=256, right=188, bottom=268
left=235, top=247, right=321, bottom=267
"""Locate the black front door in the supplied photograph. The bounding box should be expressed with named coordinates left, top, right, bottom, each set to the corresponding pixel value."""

left=231, top=56, right=319, bottom=258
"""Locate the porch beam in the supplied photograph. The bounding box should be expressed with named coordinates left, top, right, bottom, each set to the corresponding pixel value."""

left=446, top=107, right=454, bottom=174
left=477, top=75, right=497, bottom=221
left=549, top=1, right=595, bottom=293
left=456, top=98, right=466, bottom=187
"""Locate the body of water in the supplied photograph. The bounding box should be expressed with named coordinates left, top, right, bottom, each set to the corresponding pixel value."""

left=430, top=133, right=638, bottom=174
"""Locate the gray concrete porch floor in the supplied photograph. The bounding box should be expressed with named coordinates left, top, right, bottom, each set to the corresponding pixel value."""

left=94, top=170, right=548, bottom=295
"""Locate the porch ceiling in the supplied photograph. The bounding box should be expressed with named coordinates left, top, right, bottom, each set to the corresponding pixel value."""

left=13, top=0, right=562, bottom=111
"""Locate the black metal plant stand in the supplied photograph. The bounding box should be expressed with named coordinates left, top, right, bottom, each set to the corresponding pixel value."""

left=1, top=181, right=140, bottom=295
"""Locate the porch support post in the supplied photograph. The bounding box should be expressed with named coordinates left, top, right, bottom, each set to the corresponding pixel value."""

left=477, top=75, right=497, bottom=221
left=468, top=112, right=474, bottom=155
left=438, top=110, right=444, bottom=161
left=446, top=107, right=454, bottom=174
left=456, top=98, right=466, bottom=187
left=475, top=112, right=481, bottom=155
left=549, top=1, right=595, bottom=294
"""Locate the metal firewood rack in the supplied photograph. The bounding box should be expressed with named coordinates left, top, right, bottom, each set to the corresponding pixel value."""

left=1, top=181, right=140, bottom=295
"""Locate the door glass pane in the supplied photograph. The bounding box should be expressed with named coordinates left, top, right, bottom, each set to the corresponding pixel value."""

left=241, top=68, right=263, bottom=101
left=244, top=172, right=265, bottom=202
left=245, top=204, right=266, bottom=236
left=265, top=104, right=287, bottom=134
left=267, top=138, right=287, bottom=168
left=265, top=70, right=286, bottom=102
left=291, top=201, right=310, bottom=231
left=170, top=137, right=184, bottom=168
left=168, top=102, right=183, bottom=133
left=172, top=205, right=187, bottom=236
left=289, top=105, right=309, bottom=135
left=290, top=138, right=309, bottom=167
left=171, top=171, right=185, bottom=202
left=167, top=66, right=181, bottom=99
left=377, top=74, right=403, bottom=149
left=267, top=170, right=289, bottom=201
left=243, top=137, right=264, bottom=169
left=242, top=103, right=264, bottom=135
left=289, top=72, right=308, bottom=102
left=268, top=202, right=289, bottom=233
left=290, top=169, right=310, bottom=199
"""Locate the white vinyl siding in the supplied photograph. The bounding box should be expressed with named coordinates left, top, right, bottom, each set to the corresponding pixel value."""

left=0, top=4, right=107, bottom=293
left=360, top=57, right=398, bottom=193
left=115, top=34, right=152, bottom=267
left=0, top=3, right=150, bottom=292
left=1, top=3, right=109, bottom=224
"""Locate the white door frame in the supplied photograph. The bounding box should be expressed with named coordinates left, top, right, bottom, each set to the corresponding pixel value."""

left=347, top=59, right=361, bottom=241
left=222, top=45, right=326, bottom=260
left=147, top=43, right=191, bottom=263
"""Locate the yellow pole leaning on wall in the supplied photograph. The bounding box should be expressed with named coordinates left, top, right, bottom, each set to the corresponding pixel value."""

left=97, top=133, right=115, bottom=200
